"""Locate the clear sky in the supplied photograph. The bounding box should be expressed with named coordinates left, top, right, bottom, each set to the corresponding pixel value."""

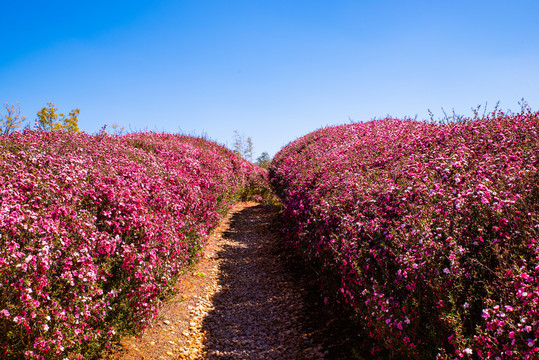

left=1, top=0, right=538, bottom=158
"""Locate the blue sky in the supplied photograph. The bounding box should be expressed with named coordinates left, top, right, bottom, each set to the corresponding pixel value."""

left=1, top=0, right=538, bottom=158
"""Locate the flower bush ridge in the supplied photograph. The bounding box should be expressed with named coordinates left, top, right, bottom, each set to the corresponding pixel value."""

left=269, top=111, right=539, bottom=359
left=0, top=130, right=266, bottom=359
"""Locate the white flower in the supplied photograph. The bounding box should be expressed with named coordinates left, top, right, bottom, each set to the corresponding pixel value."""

left=463, top=348, right=472, bottom=355
left=43, top=324, right=49, bottom=332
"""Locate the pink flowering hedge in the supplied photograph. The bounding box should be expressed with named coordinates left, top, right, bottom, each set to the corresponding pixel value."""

left=0, top=130, right=266, bottom=359
left=269, top=111, right=539, bottom=359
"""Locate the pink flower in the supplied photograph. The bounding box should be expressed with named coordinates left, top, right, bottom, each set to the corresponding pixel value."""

left=1, top=130, right=266, bottom=358
left=270, top=114, right=539, bottom=357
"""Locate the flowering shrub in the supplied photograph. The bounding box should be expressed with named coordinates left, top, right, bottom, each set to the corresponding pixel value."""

left=269, top=111, right=539, bottom=359
left=0, top=130, right=266, bottom=359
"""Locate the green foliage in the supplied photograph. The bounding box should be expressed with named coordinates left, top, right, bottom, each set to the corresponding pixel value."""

left=255, top=152, right=271, bottom=169
left=0, top=102, right=26, bottom=136
left=36, top=102, right=80, bottom=132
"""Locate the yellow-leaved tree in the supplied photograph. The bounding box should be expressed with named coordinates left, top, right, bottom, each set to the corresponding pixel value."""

left=36, top=102, right=80, bottom=132
left=0, top=102, right=27, bottom=136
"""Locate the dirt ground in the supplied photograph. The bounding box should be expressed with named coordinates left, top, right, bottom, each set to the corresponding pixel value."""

left=101, top=202, right=359, bottom=360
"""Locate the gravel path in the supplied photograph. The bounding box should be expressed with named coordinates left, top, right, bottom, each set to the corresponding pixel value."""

left=106, top=202, right=356, bottom=360
left=199, top=204, right=325, bottom=360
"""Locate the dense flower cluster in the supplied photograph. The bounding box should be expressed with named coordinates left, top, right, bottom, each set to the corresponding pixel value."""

left=270, top=111, right=539, bottom=359
left=0, top=130, right=266, bottom=359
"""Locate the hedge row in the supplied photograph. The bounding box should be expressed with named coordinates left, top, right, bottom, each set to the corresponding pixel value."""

left=0, top=130, right=266, bottom=359
left=269, top=112, right=539, bottom=359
